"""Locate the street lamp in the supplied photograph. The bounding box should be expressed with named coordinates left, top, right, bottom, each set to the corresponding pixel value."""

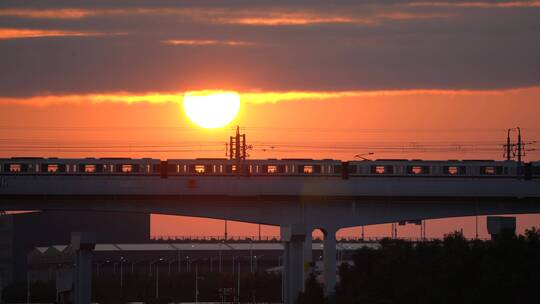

left=253, top=255, right=264, bottom=272
left=219, top=242, right=223, bottom=273
left=177, top=249, right=182, bottom=273
left=249, top=240, right=253, bottom=273
left=167, top=260, right=175, bottom=275
left=95, top=262, right=105, bottom=277
left=149, top=258, right=164, bottom=298
left=155, top=258, right=164, bottom=299
left=277, top=256, right=284, bottom=303
left=237, top=260, right=241, bottom=302
left=232, top=255, right=248, bottom=302
left=195, top=263, right=199, bottom=303
left=119, top=257, right=125, bottom=293
left=131, top=260, right=142, bottom=274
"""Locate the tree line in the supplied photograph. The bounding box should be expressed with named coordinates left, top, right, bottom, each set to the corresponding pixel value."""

left=299, top=228, right=540, bottom=304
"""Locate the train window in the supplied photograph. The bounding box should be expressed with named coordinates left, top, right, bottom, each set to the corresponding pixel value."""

left=121, top=165, right=133, bottom=173
left=225, top=165, right=237, bottom=173
left=84, top=165, right=96, bottom=173
left=407, top=165, right=430, bottom=175
left=194, top=165, right=205, bottom=173
left=298, top=165, right=321, bottom=174
left=349, top=165, right=358, bottom=174
left=9, top=164, right=21, bottom=172
left=189, top=164, right=213, bottom=174
left=484, top=167, right=495, bottom=174
left=41, top=164, right=66, bottom=173
left=481, top=166, right=503, bottom=175
left=375, top=166, right=386, bottom=174
left=371, top=165, right=394, bottom=174
left=116, top=164, right=140, bottom=173
left=264, top=165, right=285, bottom=173
left=444, top=166, right=466, bottom=175
left=47, top=164, right=59, bottom=173
left=152, top=164, right=161, bottom=173
left=333, top=165, right=342, bottom=174
left=302, top=165, right=313, bottom=174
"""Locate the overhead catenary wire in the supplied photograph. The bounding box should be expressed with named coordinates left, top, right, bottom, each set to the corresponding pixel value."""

left=1, top=126, right=539, bottom=157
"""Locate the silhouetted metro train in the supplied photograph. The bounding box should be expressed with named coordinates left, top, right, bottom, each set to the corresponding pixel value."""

left=0, top=158, right=539, bottom=180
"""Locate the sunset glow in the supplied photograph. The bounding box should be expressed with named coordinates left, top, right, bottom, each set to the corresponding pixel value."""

left=183, top=91, right=240, bottom=129
left=1, top=0, right=539, bottom=241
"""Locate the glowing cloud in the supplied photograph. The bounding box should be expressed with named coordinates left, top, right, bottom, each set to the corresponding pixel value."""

left=0, top=28, right=125, bottom=40
left=0, top=6, right=460, bottom=28
left=0, top=93, right=183, bottom=107
left=409, top=1, right=540, bottom=8
left=1, top=87, right=539, bottom=107
left=0, top=8, right=93, bottom=19
left=163, top=39, right=256, bottom=46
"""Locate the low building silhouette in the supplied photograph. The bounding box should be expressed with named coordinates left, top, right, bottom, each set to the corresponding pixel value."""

left=0, top=210, right=149, bottom=291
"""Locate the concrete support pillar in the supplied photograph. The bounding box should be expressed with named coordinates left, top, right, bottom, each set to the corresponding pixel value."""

left=71, top=232, right=96, bottom=304
left=281, top=225, right=306, bottom=304
left=323, top=227, right=337, bottom=296
left=302, top=230, right=312, bottom=292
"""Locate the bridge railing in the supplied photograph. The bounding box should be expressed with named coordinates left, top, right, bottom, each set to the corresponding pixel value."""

left=150, top=235, right=490, bottom=243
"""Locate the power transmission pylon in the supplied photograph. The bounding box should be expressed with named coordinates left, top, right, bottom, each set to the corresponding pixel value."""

left=229, top=126, right=247, bottom=161
left=228, top=126, right=252, bottom=175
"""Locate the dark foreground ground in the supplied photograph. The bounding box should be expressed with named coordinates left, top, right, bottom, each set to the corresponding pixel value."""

left=3, top=229, right=540, bottom=303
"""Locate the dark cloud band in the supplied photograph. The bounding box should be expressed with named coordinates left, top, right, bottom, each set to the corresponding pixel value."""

left=0, top=0, right=539, bottom=96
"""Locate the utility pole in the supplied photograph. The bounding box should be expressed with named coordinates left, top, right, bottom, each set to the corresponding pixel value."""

left=475, top=215, right=479, bottom=239
left=517, top=127, right=525, bottom=179
left=224, top=220, right=228, bottom=241
left=391, top=223, right=398, bottom=239
left=421, top=220, right=427, bottom=240
left=517, top=127, right=523, bottom=164
left=505, top=128, right=512, bottom=161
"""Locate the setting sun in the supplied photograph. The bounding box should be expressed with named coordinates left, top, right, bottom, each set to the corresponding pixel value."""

left=183, top=91, right=240, bottom=129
